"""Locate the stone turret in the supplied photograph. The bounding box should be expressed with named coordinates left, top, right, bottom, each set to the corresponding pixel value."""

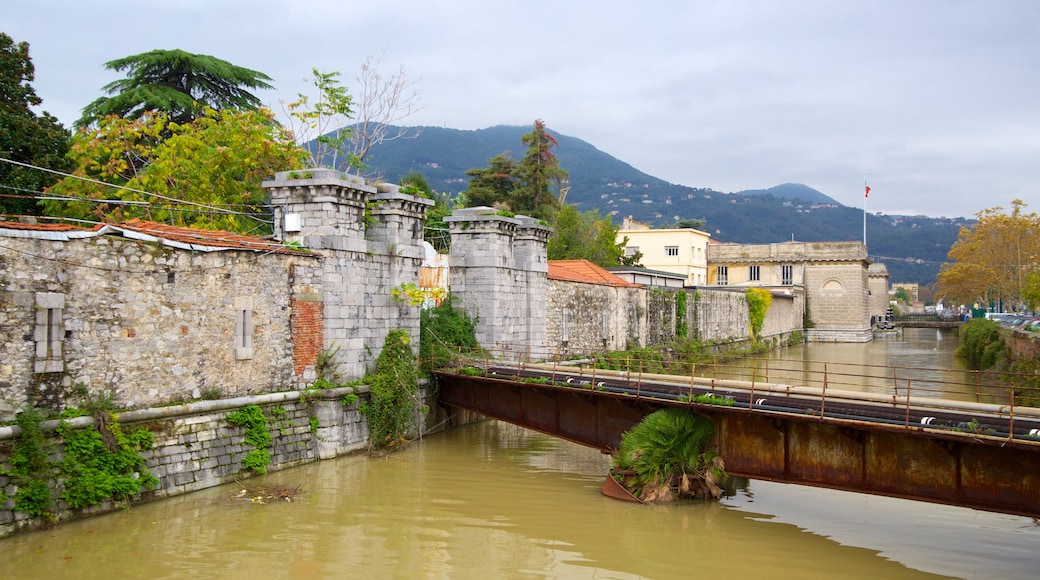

left=262, top=169, right=431, bottom=379
left=445, top=208, right=551, bottom=357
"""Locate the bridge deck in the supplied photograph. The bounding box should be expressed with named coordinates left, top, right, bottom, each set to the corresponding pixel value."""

left=435, top=360, right=1040, bottom=518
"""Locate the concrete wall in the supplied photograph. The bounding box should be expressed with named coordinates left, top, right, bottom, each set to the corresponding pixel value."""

left=0, top=387, right=370, bottom=537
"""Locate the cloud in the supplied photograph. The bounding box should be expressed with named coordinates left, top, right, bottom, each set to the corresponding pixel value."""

left=4, top=0, right=1039, bottom=219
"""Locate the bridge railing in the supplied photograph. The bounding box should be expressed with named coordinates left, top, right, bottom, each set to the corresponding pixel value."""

left=434, top=346, right=1040, bottom=445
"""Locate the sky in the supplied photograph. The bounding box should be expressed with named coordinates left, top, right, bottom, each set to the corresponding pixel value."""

left=6, top=0, right=1039, bottom=219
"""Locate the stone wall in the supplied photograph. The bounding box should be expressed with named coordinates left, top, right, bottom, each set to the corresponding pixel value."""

left=690, top=288, right=750, bottom=343
left=0, top=387, right=371, bottom=537
left=445, top=208, right=551, bottom=357
left=265, top=171, right=433, bottom=380
left=0, top=233, right=307, bottom=418
left=805, top=261, right=871, bottom=342
left=646, top=288, right=678, bottom=346
left=0, top=170, right=431, bottom=422
left=546, top=279, right=644, bottom=357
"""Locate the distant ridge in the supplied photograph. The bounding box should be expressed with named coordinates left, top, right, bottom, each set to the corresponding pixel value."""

left=735, top=183, right=839, bottom=206
left=337, top=124, right=968, bottom=285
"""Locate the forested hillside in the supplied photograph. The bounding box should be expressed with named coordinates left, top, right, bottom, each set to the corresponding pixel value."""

left=359, top=125, right=970, bottom=285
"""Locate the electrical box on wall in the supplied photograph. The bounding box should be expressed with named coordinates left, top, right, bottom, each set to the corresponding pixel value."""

left=284, top=213, right=302, bottom=232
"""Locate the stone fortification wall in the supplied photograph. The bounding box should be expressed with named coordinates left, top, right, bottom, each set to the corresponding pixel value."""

left=0, top=170, right=430, bottom=422
left=265, top=171, right=432, bottom=380
left=868, top=262, right=891, bottom=322
left=691, top=288, right=750, bottom=343
left=546, top=280, right=644, bottom=357
left=760, top=290, right=803, bottom=342
left=646, top=288, right=678, bottom=347
left=0, top=233, right=307, bottom=418
left=0, top=387, right=369, bottom=537
left=445, top=208, right=551, bottom=357
left=710, top=240, right=867, bottom=263
left=805, top=261, right=871, bottom=342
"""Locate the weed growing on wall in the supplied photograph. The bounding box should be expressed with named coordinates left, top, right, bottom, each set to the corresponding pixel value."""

left=745, top=287, right=772, bottom=341
left=8, top=407, right=54, bottom=518
left=419, top=295, right=480, bottom=374
left=675, top=290, right=688, bottom=338
left=57, top=416, right=158, bottom=509
left=227, top=405, right=273, bottom=475
left=359, top=329, right=420, bottom=451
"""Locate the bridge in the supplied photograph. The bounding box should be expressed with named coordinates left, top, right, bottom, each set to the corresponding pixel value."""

left=435, top=354, right=1040, bottom=519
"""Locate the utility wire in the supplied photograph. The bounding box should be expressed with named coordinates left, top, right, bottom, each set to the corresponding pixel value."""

left=0, top=156, right=265, bottom=222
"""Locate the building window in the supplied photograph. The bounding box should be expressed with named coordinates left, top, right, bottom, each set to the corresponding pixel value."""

left=749, top=265, right=760, bottom=282
left=717, top=266, right=728, bottom=285
left=781, top=264, right=794, bottom=285
left=34, top=292, right=65, bottom=373
left=665, top=246, right=679, bottom=257
left=625, top=246, right=639, bottom=257
left=234, top=296, right=254, bottom=360
left=562, top=308, right=570, bottom=343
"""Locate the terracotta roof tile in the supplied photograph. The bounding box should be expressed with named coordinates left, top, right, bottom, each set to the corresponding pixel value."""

left=0, top=221, right=98, bottom=232
left=548, top=260, right=643, bottom=288
left=0, top=219, right=312, bottom=256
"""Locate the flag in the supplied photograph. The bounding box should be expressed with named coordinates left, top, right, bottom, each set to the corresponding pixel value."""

left=865, top=184, right=870, bottom=198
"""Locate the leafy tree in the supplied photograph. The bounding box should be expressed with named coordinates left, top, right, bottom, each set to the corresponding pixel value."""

left=513, top=119, right=567, bottom=218
left=547, top=205, right=633, bottom=267
left=0, top=33, right=73, bottom=216
left=399, top=171, right=456, bottom=251
left=1023, top=271, right=1040, bottom=313
left=76, top=49, right=273, bottom=129
left=43, top=108, right=305, bottom=233
left=893, top=287, right=911, bottom=304
left=937, top=200, right=1040, bottom=310
left=281, top=69, right=356, bottom=171
left=666, top=218, right=706, bottom=230
left=460, top=120, right=567, bottom=219
left=463, top=153, right=517, bottom=208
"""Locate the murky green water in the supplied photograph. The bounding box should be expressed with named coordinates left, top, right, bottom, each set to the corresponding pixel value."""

left=1, top=328, right=1036, bottom=579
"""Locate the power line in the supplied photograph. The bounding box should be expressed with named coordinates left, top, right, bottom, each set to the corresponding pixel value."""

left=0, top=156, right=266, bottom=222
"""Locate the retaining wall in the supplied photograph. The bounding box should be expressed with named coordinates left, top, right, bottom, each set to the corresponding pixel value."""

left=0, top=387, right=374, bottom=538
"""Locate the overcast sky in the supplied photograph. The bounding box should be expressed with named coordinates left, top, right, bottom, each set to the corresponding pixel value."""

left=6, top=1, right=1039, bottom=219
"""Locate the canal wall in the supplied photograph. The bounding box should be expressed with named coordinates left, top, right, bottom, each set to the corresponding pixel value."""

left=0, top=385, right=386, bottom=538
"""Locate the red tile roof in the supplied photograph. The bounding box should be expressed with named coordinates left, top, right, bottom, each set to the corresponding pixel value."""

left=548, top=260, right=643, bottom=288
left=0, top=221, right=101, bottom=232
left=0, top=219, right=312, bottom=256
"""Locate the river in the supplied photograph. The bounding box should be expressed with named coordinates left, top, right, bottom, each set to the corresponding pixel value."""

left=0, top=328, right=1036, bottom=579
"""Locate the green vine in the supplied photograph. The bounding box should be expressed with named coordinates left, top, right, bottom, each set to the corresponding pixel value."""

left=359, top=329, right=420, bottom=451
left=746, top=287, right=773, bottom=341
left=9, top=407, right=54, bottom=518
left=676, top=290, right=688, bottom=338
left=227, top=405, right=273, bottom=475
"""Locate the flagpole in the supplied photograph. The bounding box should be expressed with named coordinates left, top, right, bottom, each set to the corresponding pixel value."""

left=863, top=173, right=868, bottom=247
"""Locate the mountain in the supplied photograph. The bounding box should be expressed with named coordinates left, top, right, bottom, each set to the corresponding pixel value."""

left=736, top=183, right=839, bottom=205
left=356, top=125, right=968, bottom=286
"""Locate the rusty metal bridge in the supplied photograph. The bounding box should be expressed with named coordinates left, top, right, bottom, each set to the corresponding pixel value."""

left=434, top=354, right=1040, bottom=519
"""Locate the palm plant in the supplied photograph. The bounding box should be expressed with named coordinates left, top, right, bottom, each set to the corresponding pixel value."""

left=612, top=408, right=726, bottom=502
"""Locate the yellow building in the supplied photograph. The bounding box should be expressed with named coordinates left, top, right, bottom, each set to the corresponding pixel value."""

left=616, top=217, right=711, bottom=286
